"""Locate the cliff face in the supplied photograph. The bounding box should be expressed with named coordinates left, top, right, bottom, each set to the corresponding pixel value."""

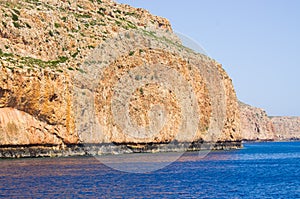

left=239, top=102, right=300, bottom=141
left=239, top=102, right=275, bottom=140
left=0, top=0, right=241, bottom=157
left=270, top=117, right=300, bottom=140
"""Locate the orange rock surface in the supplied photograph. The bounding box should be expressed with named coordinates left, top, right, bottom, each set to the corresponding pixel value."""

left=0, top=0, right=241, bottom=152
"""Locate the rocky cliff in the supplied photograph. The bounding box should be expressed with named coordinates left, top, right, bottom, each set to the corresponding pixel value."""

left=239, top=102, right=275, bottom=141
left=270, top=117, right=300, bottom=140
left=0, top=0, right=242, bottom=157
left=239, top=102, right=300, bottom=141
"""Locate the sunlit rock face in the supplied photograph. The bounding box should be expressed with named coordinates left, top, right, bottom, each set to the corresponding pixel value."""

left=270, top=117, right=300, bottom=140
left=0, top=0, right=241, bottom=157
left=239, top=102, right=276, bottom=141
left=239, top=102, right=300, bottom=141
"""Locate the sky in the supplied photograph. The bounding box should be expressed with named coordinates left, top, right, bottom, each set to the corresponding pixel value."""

left=116, top=0, right=300, bottom=116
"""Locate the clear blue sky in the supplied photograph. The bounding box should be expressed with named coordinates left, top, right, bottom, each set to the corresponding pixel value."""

left=116, top=0, right=300, bottom=116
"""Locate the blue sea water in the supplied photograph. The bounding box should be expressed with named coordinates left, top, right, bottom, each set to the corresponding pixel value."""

left=0, top=142, right=299, bottom=198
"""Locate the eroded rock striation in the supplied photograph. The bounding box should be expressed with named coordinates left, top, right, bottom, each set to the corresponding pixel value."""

left=0, top=0, right=242, bottom=157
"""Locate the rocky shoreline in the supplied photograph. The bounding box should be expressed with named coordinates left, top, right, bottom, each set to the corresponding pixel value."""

left=0, top=141, right=242, bottom=159
left=3, top=139, right=300, bottom=159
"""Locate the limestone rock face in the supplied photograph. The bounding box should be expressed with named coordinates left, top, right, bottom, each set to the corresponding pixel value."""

left=73, top=33, right=241, bottom=144
left=0, top=0, right=241, bottom=153
left=0, top=67, right=76, bottom=145
left=271, top=117, right=300, bottom=140
left=239, top=102, right=300, bottom=141
left=0, top=107, right=63, bottom=145
left=239, top=102, right=275, bottom=140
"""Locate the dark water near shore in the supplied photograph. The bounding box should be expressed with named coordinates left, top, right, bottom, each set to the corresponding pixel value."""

left=0, top=142, right=299, bottom=198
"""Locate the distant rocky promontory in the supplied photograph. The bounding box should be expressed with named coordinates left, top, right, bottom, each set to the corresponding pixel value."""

left=239, top=101, right=300, bottom=141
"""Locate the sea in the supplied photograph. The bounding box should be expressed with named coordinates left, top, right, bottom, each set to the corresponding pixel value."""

left=0, top=142, right=299, bottom=198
